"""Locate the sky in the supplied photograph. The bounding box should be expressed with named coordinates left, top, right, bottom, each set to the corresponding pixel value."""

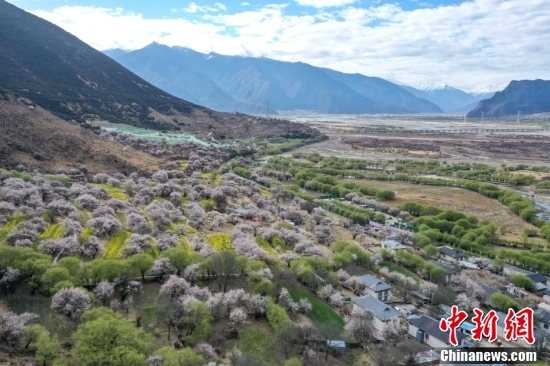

left=6, top=0, right=550, bottom=92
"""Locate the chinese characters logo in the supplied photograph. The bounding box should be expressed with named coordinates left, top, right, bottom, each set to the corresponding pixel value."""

left=439, top=305, right=534, bottom=346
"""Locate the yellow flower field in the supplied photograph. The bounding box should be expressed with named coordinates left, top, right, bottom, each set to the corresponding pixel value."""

left=104, top=231, right=131, bottom=259
left=207, top=233, right=233, bottom=251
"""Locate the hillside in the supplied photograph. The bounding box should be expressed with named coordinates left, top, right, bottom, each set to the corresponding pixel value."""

left=0, top=1, right=318, bottom=140
left=106, top=43, right=441, bottom=114
left=467, top=79, right=550, bottom=118
left=0, top=90, right=161, bottom=173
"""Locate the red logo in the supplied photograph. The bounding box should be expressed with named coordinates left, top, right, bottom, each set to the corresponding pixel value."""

left=504, top=308, right=535, bottom=344
left=439, top=305, right=468, bottom=346
left=471, top=308, right=498, bottom=343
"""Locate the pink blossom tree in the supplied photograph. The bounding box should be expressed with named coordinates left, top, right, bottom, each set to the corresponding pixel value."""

left=93, top=281, right=114, bottom=306
left=51, top=287, right=91, bottom=319
left=159, top=275, right=190, bottom=299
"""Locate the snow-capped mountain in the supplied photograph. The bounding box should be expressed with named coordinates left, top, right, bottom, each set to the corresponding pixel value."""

left=401, top=83, right=497, bottom=112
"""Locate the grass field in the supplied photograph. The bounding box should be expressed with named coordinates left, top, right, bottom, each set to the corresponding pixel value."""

left=288, top=287, right=345, bottom=327
left=344, top=179, right=535, bottom=235
left=255, top=236, right=278, bottom=255
left=104, top=231, right=131, bottom=258
left=91, top=183, right=128, bottom=201
left=232, top=323, right=277, bottom=366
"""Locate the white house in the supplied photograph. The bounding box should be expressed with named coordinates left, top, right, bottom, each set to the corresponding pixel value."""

left=359, top=274, right=392, bottom=302
left=352, top=295, right=402, bottom=332
left=407, top=314, right=468, bottom=348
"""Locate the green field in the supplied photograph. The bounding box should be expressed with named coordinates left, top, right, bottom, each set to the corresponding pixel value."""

left=232, top=323, right=277, bottom=366
left=288, top=286, right=345, bottom=326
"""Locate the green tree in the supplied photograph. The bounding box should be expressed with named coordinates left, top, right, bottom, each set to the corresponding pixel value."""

left=254, top=278, right=274, bottom=296
left=161, top=248, right=190, bottom=276
left=423, top=245, right=438, bottom=259
left=373, top=213, right=386, bottom=224
left=35, top=333, right=60, bottom=366
left=72, top=308, right=156, bottom=366
left=375, top=190, right=395, bottom=201
left=510, top=274, right=536, bottom=292
left=25, top=324, right=48, bottom=349
left=129, top=253, right=154, bottom=280
left=179, top=301, right=212, bottom=345
left=489, top=293, right=520, bottom=312
left=41, top=267, right=72, bottom=294
left=57, top=257, right=81, bottom=277
left=155, top=347, right=205, bottom=366
left=267, top=302, right=292, bottom=330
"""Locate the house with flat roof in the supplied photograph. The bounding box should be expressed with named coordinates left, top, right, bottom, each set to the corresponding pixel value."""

left=352, top=295, right=402, bottom=332
left=407, top=314, right=468, bottom=348
left=438, top=246, right=466, bottom=263
left=358, top=274, right=392, bottom=302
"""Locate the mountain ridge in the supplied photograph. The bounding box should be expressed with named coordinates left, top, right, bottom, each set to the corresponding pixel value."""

left=0, top=1, right=318, bottom=140
left=467, top=79, right=550, bottom=118
left=106, top=43, right=443, bottom=115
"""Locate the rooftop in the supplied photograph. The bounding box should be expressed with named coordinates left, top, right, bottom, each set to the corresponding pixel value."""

left=502, top=264, right=533, bottom=276
left=439, top=246, right=466, bottom=259
left=428, top=260, right=455, bottom=274
left=382, top=239, right=410, bottom=251
left=359, top=274, right=392, bottom=292
left=527, top=273, right=548, bottom=284
left=352, top=295, right=402, bottom=321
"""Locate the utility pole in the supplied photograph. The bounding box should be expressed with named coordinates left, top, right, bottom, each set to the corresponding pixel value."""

left=517, top=111, right=521, bottom=123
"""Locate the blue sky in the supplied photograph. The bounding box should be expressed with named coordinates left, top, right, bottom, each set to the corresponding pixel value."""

left=7, top=0, right=550, bottom=91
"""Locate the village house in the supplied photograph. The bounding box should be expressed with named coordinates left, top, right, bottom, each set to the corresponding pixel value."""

left=352, top=295, right=402, bottom=332
left=438, top=246, right=466, bottom=263
left=527, top=273, right=549, bottom=292
left=495, top=311, right=545, bottom=348
left=502, top=264, right=533, bottom=278
left=536, top=310, right=550, bottom=333
left=381, top=238, right=411, bottom=254
left=407, top=314, right=468, bottom=348
left=542, top=289, right=550, bottom=302
left=428, top=260, right=456, bottom=284
left=358, top=274, right=392, bottom=302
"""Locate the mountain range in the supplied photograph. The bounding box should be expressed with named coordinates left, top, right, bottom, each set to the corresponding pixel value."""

left=0, top=0, right=317, bottom=141
left=467, top=79, right=550, bottom=118
left=105, top=43, right=444, bottom=115
left=400, top=83, right=496, bottom=112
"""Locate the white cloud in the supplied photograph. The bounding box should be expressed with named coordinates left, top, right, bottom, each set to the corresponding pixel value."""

left=28, top=0, right=550, bottom=91
left=295, top=0, right=357, bottom=8
left=182, top=2, right=224, bottom=13
left=241, top=2, right=250, bottom=5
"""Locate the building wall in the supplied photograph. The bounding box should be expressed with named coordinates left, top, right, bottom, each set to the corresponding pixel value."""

left=352, top=304, right=390, bottom=332
left=363, top=288, right=391, bottom=302
left=408, top=323, right=449, bottom=349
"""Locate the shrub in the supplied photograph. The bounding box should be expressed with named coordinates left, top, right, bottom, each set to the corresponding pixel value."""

left=266, top=302, right=292, bottom=330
